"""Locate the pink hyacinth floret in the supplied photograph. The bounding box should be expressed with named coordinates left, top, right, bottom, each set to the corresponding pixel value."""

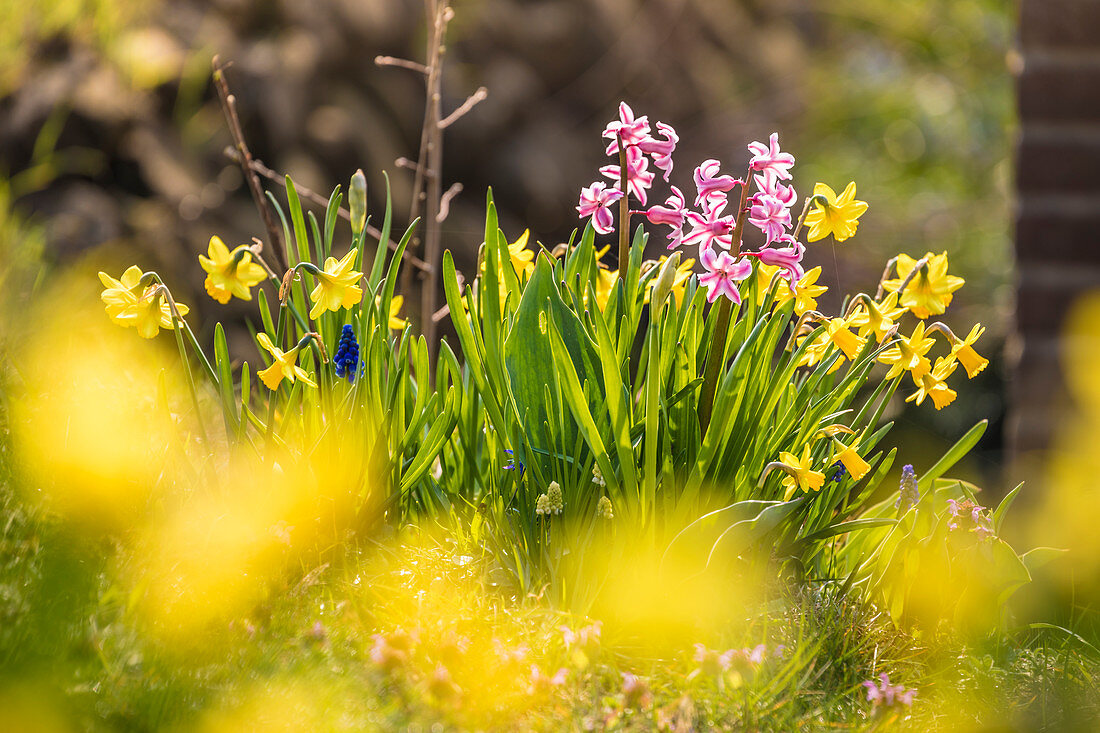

left=748, top=194, right=793, bottom=244
left=747, top=132, right=795, bottom=182
left=577, top=182, right=623, bottom=235
left=642, top=186, right=688, bottom=249
left=699, top=246, right=752, bottom=304
left=602, top=102, right=651, bottom=155
left=600, top=147, right=656, bottom=206
left=749, top=237, right=806, bottom=285
left=693, top=159, right=742, bottom=209
left=638, top=122, right=679, bottom=182
left=754, top=173, right=797, bottom=209
left=682, top=198, right=736, bottom=251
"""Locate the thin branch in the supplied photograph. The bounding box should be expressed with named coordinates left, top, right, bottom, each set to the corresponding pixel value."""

left=439, top=87, right=488, bottom=129
left=374, top=56, right=429, bottom=75
left=395, top=157, right=432, bottom=177
left=223, top=147, right=432, bottom=272
left=212, top=56, right=288, bottom=272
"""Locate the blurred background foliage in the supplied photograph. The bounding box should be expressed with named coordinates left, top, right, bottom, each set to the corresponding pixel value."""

left=0, top=0, right=1014, bottom=470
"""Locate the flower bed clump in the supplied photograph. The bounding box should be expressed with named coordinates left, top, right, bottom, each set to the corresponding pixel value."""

left=6, top=102, right=1097, bottom=731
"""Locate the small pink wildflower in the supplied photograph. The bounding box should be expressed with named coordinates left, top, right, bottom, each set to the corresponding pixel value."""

left=641, top=186, right=688, bottom=249
left=600, top=147, right=656, bottom=205
left=946, top=499, right=995, bottom=540
left=369, top=628, right=417, bottom=671
left=692, top=643, right=734, bottom=677
left=428, top=663, right=461, bottom=702
left=693, top=159, right=742, bottom=208
left=621, top=673, right=653, bottom=710
left=638, top=122, right=679, bottom=182
left=862, top=673, right=915, bottom=710
left=699, top=246, right=752, bottom=304
left=527, top=664, right=568, bottom=696
left=578, top=182, right=623, bottom=235
left=602, top=102, right=651, bottom=155
left=747, top=132, right=795, bottom=182
left=748, top=193, right=793, bottom=244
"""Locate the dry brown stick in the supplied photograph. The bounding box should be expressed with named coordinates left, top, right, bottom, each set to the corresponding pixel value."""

left=223, top=147, right=432, bottom=272
left=212, top=56, right=288, bottom=272
left=420, top=1, right=452, bottom=367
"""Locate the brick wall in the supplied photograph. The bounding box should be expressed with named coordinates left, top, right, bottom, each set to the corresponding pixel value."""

left=1010, top=0, right=1100, bottom=456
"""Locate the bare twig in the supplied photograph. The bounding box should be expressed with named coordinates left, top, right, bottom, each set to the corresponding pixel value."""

left=395, top=157, right=432, bottom=177
left=374, top=56, right=429, bottom=75
left=212, top=56, right=288, bottom=272
left=223, top=147, right=431, bottom=272
left=437, top=182, right=463, bottom=222
left=439, top=87, right=488, bottom=129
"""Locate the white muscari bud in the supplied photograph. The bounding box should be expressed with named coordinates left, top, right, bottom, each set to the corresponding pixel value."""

left=535, top=494, right=550, bottom=515
left=547, top=481, right=563, bottom=515
left=597, top=496, right=614, bottom=519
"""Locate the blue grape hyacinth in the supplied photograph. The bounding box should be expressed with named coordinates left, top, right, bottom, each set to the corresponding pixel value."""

left=334, top=324, right=360, bottom=382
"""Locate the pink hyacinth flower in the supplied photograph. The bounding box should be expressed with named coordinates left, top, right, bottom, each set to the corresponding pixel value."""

left=750, top=237, right=806, bottom=285
left=577, top=181, right=623, bottom=235
left=693, top=159, right=742, bottom=208
left=748, top=193, right=793, bottom=244
left=642, top=186, right=688, bottom=249
left=699, top=245, right=752, bottom=304
left=683, top=198, right=736, bottom=251
left=747, top=132, right=795, bottom=182
left=600, top=147, right=656, bottom=205
left=602, top=102, right=651, bottom=155
left=638, top=122, right=678, bottom=182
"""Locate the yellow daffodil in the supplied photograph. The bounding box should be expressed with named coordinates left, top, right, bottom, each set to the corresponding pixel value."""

left=309, top=249, right=363, bottom=318
left=98, top=266, right=189, bottom=339
left=256, top=333, right=316, bottom=391
left=594, top=267, right=617, bottom=311
left=644, top=256, right=695, bottom=308
left=882, top=252, right=964, bottom=319
left=825, top=316, right=866, bottom=360
left=378, top=294, right=408, bottom=331
left=804, top=182, right=868, bottom=243
left=778, top=445, right=826, bottom=501
left=951, top=323, right=988, bottom=378
left=756, top=262, right=800, bottom=309
left=793, top=266, right=828, bottom=316
left=507, top=229, right=536, bottom=280
left=198, top=235, right=267, bottom=304
left=833, top=440, right=871, bottom=481
left=877, top=321, right=936, bottom=379
left=906, top=356, right=958, bottom=410
left=849, top=292, right=907, bottom=343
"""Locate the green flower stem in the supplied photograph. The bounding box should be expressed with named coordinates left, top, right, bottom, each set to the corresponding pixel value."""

left=698, top=295, right=732, bottom=433
left=616, top=132, right=630, bottom=283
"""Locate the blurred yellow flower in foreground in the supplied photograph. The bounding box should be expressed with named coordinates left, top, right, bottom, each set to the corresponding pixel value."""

left=98, top=265, right=189, bottom=338
left=309, top=249, right=363, bottom=318
left=883, top=251, right=964, bottom=319
left=804, top=182, right=868, bottom=243
left=199, top=235, right=266, bottom=304
left=256, top=333, right=316, bottom=391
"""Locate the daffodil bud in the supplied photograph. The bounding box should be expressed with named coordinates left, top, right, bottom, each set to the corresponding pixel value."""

left=350, top=169, right=368, bottom=239
left=649, top=251, right=681, bottom=312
